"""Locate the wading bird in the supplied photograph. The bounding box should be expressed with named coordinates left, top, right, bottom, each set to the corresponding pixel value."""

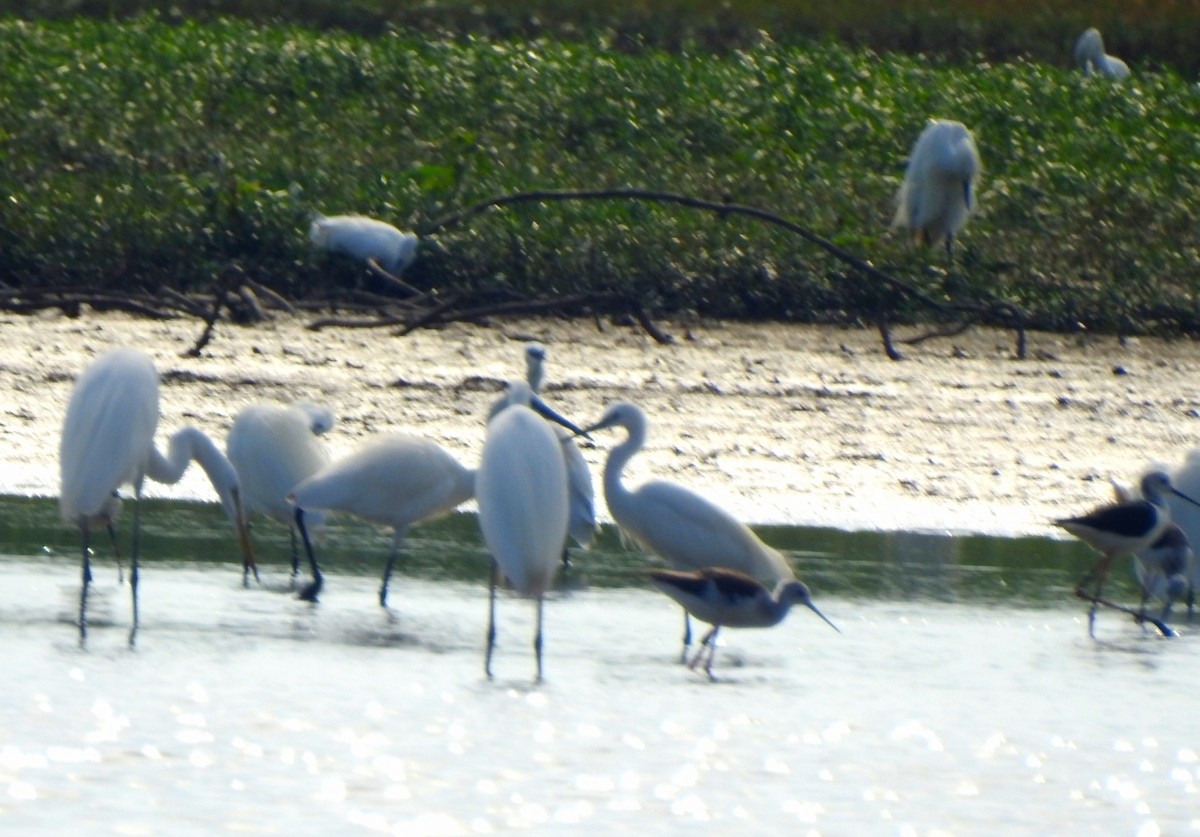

left=288, top=433, right=476, bottom=606
left=1057, top=470, right=1200, bottom=636
left=309, top=213, right=419, bottom=277
left=582, top=401, right=795, bottom=661
left=493, top=343, right=596, bottom=560
left=227, top=400, right=335, bottom=581
left=477, top=381, right=576, bottom=682
left=893, top=119, right=981, bottom=257
left=650, top=567, right=839, bottom=681
left=59, top=347, right=254, bottom=647
left=1074, top=28, right=1130, bottom=80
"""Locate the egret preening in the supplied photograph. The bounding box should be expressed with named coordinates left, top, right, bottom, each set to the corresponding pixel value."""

left=1074, top=28, right=1130, bottom=80
left=227, top=400, right=335, bottom=581
left=309, top=213, right=419, bottom=277
left=650, top=568, right=839, bottom=681
left=288, top=434, right=476, bottom=606
left=1057, top=470, right=1200, bottom=636
left=492, top=343, right=597, bottom=559
left=893, top=119, right=981, bottom=257
left=59, top=347, right=254, bottom=647
left=582, top=401, right=795, bottom=661
left=477, top=381, right=574, bottom=682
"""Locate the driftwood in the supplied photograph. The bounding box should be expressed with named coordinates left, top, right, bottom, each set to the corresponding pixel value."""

left=0, top=187, right=1027, bottom=359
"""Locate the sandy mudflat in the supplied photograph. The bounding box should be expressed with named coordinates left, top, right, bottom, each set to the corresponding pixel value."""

left=5, top=310, right=1200, bottom=537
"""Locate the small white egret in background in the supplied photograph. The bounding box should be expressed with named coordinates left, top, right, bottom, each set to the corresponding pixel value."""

left=650, top=567, right=839, bottom=681
left=59, top=347, right=254, bottom=647
left=491, top=342, right=596, bottom=560
left=477, top=381, right=574, bottom=682
left=309, top=213, right=419, bottom=277
left=1074, top=28, right=1131, bottom=80
left=582, top=401, right=795, bottom=661
left=893, top=119, right=981, bottom=257
left=288, top=434, right=476, bottom=606
left=227, top=400, right=335, bottom=582
left=1058, top=470, right=1200, bottom=636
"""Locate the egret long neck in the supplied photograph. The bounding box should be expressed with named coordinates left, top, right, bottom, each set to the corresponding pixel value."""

left=148, top=426, right=241, bottom=521
left=602, top=415, right=647, bottom=514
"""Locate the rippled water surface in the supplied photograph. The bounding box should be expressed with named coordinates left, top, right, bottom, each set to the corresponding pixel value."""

left=2, top=496, right=1199, bottom=835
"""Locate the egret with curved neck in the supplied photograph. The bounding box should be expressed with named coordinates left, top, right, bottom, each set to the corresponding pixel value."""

left=583, top=401, right=794, bottom=660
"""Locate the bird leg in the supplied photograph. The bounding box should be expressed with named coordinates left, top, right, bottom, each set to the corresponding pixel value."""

left=379, top=530, right=407, bottom=609
left=1076, top=555, right=1113, bottom=637
left=105, top=519, right=124, bottom=584
left=294, top=508, right=324, bottom=603
left=485, top=559, right=499, bottom=680
left=78, top=522, right=92, bottom=649
left=679, top=609, right=693, bottom=664
left=1073, top=585, right=1176, bottom=638
left=534, top=595, right=545, bottom=684
left=127, top=487, right=143, bottom=650
left=288, top=526, right=301, bottom=585
left=688, top=626, right=721, bottom=681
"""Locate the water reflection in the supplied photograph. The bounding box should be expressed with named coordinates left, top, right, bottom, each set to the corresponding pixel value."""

left=2, top=494, right=1114, bottom=607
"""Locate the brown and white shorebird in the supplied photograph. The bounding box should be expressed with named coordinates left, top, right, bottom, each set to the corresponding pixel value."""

left=648, top=568, right=840, bottom=681
left=1057, top=470, right=1200, bottom=636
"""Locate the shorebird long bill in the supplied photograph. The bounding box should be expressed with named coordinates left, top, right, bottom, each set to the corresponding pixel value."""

left=528, top=394, right=591, bottom=441
left=807, top=602, right=841, bottom=634
left=1170, top=486, right=1200, bottom=508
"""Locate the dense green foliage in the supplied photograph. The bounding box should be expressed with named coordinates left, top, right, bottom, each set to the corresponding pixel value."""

left=1, top=15, right=1197, bottom=332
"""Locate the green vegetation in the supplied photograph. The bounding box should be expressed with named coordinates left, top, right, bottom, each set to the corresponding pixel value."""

left=1, top=13, right=1197, bottom=334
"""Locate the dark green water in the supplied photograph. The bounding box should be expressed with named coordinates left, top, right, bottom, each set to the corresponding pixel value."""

left=1, top=494, right=1116, bottom=608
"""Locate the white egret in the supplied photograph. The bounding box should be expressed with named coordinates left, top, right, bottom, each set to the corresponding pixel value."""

left=1057, top=470, right=1200, bottom=635
left=893, top=119, right=981, bottom=256
left=650, top=568, right=839, bottom=681
left=477, top=381, right=572, bottom=682
left=491, top=342, right=596, bottom=558
left=309, top=213, right=419, bottom=276
left=227, top=400, right=335, bottom=580
left=59, top=347, right=255, bottom=647
left=288, top=433, right=476, bottom=606
left=582, top=401, right=795, bottom=660
left=1074, top=28, right=1131, bottom=80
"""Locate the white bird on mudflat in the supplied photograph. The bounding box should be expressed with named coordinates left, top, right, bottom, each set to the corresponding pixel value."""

left=1058, top=470, right=1200, bottom=635
left=477, top=381, right=573, bottom=682
left=59, top=347, right=255, bottom=647
left=650, top=567, right=839, bottom=681
left=288, top=433, right=476, bottom=606
left=227, top=400, right=335, bottom=581
left=309, top=213, right=419, bottom=276
left=1074, top=28, right=1131, bottom=80
left=492, top=343, right=596, bottom=558
left=582, top=401, right=795, bottom=661
left=893, top=119, right=981, bottom=256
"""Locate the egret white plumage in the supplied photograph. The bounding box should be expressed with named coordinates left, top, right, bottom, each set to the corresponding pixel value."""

left=492, top=343, right=596, bottom=558
left=309, top=213, right=419, bottom=276
left=227, top=400, right=335, bottom=581
left=582, top=401, right=795, bottom=660
left=59, top=347, right=255, bottom=647
left=650, top=567, right=839, bottom=680
left=1074, top=28, right=1131, bottom=80
left=1058, top=470, right=1200, bottom=636
left=893, top=119, right=981, bottom=256
left=288, top=433, right=476, bottom=606
left=477, top=381, right=572, bottom=682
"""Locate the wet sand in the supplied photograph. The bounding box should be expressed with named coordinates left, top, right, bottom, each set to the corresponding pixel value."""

left=5, top=310, right=1200, bottom=536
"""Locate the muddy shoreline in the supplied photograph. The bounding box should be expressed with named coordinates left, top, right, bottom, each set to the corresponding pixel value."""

left=5, top=311, right=1200, bottom=537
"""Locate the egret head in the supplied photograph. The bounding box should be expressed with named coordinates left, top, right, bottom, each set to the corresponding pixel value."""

left=524, top=343, right=548, bottom=393
left=581, top=401, right=645, bottom=437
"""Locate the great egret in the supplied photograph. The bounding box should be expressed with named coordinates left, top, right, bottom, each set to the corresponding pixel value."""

left=477, top=381, right=570, bottom=682
left=288, top=433, right=476, bottom=606
left=309, top=213, right=419, bottom=276
left=492, top=343, right=597, bottom=558
left=582, top=400, right=795, bottom=660
left=59, top=347, right=255, bottom=647
left=1074, top=28, right=1131, bottom=80
left=649, top=568, right=839, bottom=681
left=893, top=119, right=981, bottom=256
left=227, top=400, right=335, bottom=580
left=1057, top=470, right=1200, bottom=635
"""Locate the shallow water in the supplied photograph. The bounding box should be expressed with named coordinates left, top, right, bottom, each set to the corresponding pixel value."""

left=3, top=496, right=1200, bottom=835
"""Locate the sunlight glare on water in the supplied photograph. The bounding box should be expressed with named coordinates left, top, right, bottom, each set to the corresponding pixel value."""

left=1, top=550, right=1199, bottom=835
